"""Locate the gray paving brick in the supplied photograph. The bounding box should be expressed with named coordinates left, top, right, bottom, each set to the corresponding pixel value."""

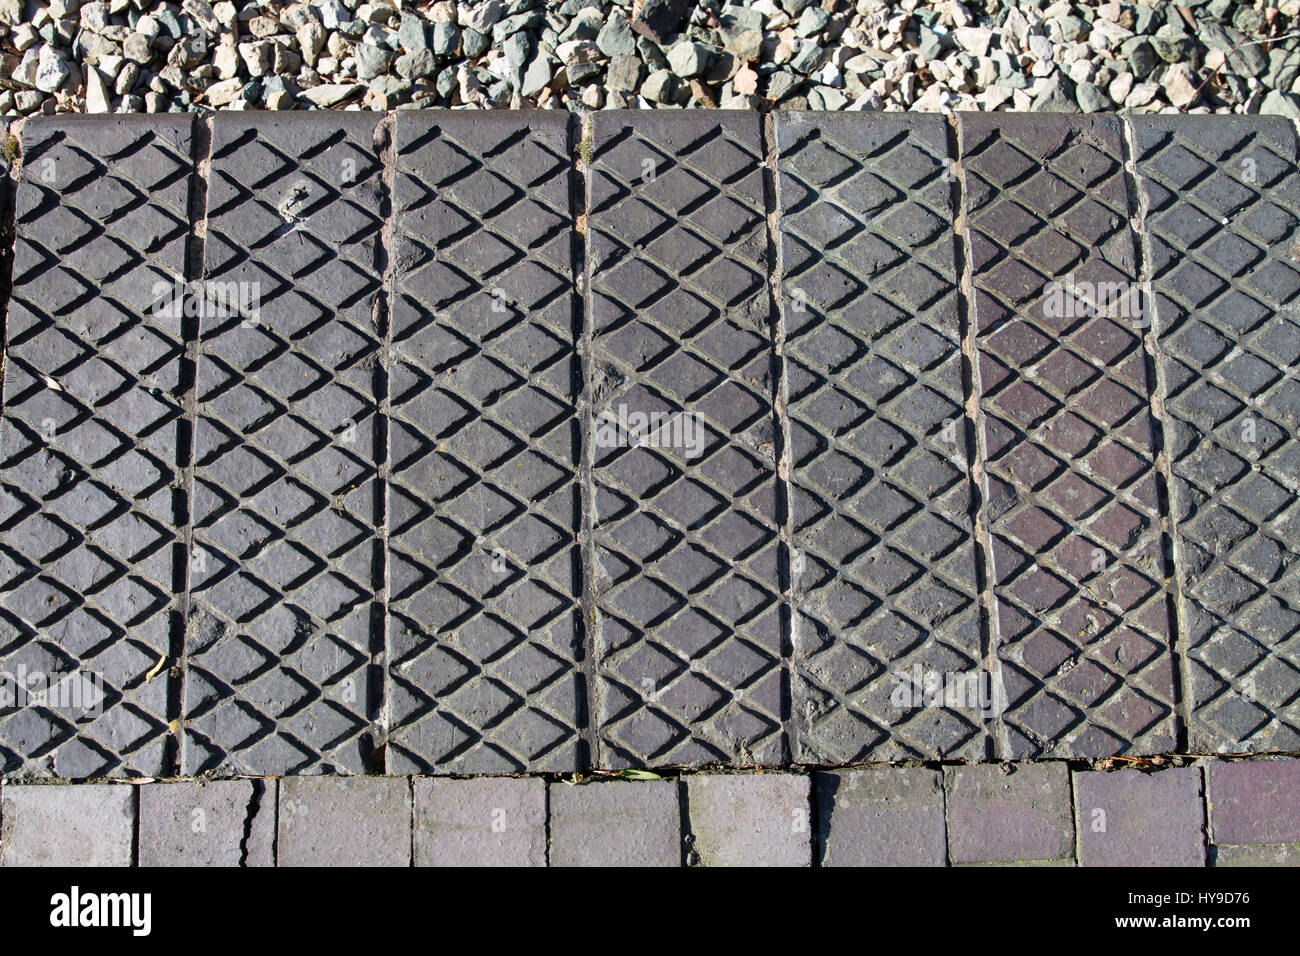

left=816, top=766, right=946, bottom=866
left=1211, top=842, right=1300, bottom=866
left=0, top=116, right=194, bottom=778
left=586, top=111, right=784, bottom=768
left=0, top=782, right=135, bottom=866
left=1074, top=767, right=1205, bottom=866
left=549, top=779, right=680, bottom=866
left=138, top=779, right=274, bottom=866
left=945, top=762, right=1073, bottom=863
left=184, top=113, right=385, bottom=776
left=777, top=112, right=986, bottom=764
left=1131, top=116, right=1300, bottom=754
left=386, top=112, right=584, bottom=774
left=1205, top=758, right=1300, bottom=845
left=959, top=114, right=1176, bottom=759
left=685, top=772, right=810, bottom=866
left=413, top=776, right=546, bottom=866
left=277, top=776, right=409, bottom=867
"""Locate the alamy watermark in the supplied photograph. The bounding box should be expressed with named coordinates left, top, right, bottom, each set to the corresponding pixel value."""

left=593, top=404, right=706, bottom=458
left=1042, top=273, right=1148, bottom=328
left=0, top=666, right=104, bottom=717
left=151, top=275, right=261, bottom=326
left=889, top=664, right=997, bottom=718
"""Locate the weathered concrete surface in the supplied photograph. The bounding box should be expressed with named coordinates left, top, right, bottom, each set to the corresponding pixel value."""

left=3, top=111, right=1299, bottom=777
left=778, top=112, right=985, bottom=765
left=387, top=112, right=584, bottom=774
left=945, top=762, right=1074, bottom=863
left=549, top=779, right=680, bottom=866
left=817, top=766, right=947, bottom=866
left=960, top=113, right=1176, bottom=760
left=685, top=772, right=809, bottom=866
left=413, top=776, right=546, bottom=867
left=1, top=782, right=135, bottom=866
left=277, top=776, right=410, bottom=867
left=1073, top=767, right=1205, bottom=866
left=139, top=779, right=274, bottom=866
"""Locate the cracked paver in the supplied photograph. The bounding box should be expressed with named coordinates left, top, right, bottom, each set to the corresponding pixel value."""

left=960, top=113, right=1176, bottom=759
left=0, top=116, right=194, bottom=778
left=778, top=112, right=986, bottom=764
left=386, top=112, right=585, bottom=774
left=1132, top=115, right=1300, bottom=754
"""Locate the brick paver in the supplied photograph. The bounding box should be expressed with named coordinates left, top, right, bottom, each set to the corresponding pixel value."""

left=277, top=776, right=410, bottom=867
left=945, top=762, right=1073, bottom=864
left=549, top=779, right=680, bottom=866
left=1212, top=842, right=1300, bottom=866
left=185, top=113, right=386, bottom=776
left=1205, top=758, right=1300, bottom=846
left=960, top=113, right=1176, bottom=759
left=386, top=112, right=585, bottom=774
left=0, top=116, right=194, bottom=778
left=817, top=766, right=947, bottom=866
left=1132, top=116, right=1300, bottom=754
left=0, top=782, right=135, bottom=866
left=413, top=776, right=546, bottom=866
left=1074, top=767, right=1205, bottom=866
left=685, top=772, right=810, bottom=866
left=139, top=779, right=274, bottom=866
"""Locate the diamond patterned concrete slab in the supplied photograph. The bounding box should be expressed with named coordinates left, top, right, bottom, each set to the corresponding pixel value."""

left=585, top=111, right=783, bottom=768
left=386, top=112, right=585, bottom=774
left=1131, top=116, right=1300, bottom=754
left=959, top=114, right=1176, bottom=759
left=777, top=112, right=986, bottom=764
left=0, top=116, right=194, bottom=778
left=184, top=113, right=386, bottom=776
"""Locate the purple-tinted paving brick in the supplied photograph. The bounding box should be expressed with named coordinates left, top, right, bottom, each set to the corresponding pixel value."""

left=184, top=113, right=385, bottom=776
left=413, top=776, right=546, bottom=867
left=817, top=766, right=946, bottom=866
left=386, top=112, right=584, bottom=774
left=945, top=762, right=1073, bottom=863
left=586, top=111, right=784, bottom=769
left=1131, top=116, right=1300, bottom=754
left=549, top=780, right=680, bottom=867
left=776, top=112, right=987, bottom=765
left=686, top=772, right=810, bottom=866
left=139, top=779, right=274, bottom=867
left=0, top=783, right=135, bottom=866
left=1074, top=767, right=1205, bottom=867
left=277, top=776, right=410, bottom=867
left=959, top=113, right=1176, bottom=759
left=1212, top=842, right=1300, bottom=866
left=1206, top=759, right=1300, bottom=845
left=0, top=116, right=194, bottom=778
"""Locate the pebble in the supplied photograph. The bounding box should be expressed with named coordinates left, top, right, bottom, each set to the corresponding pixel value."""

left=0, top=0, right=1290, bottom=117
